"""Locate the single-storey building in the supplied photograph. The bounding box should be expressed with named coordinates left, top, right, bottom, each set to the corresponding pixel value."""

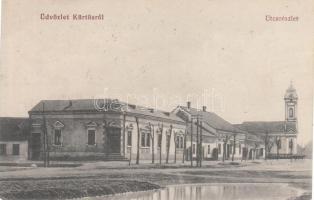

left=28, top=99, right=186, bottom=162
left=172, top=102, right=259, bottom=161
left=0, top=117, right=29, bottom=161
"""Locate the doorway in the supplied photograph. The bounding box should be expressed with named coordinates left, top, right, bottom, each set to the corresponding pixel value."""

left=30, top=133, right=41, bottom=160
left=107, top=128, right=121, bottom=154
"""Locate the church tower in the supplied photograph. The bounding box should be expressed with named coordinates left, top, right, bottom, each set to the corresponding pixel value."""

left=284, top=82, right=298, bottom=122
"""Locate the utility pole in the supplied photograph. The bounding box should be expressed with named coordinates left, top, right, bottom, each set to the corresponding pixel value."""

left=200, top=120, right=203, bottom=167
left=190, top=118, right=193, bottom=167
left=196, top=116, right=199, bottom=167
left=42, top=102, right=49, bottom=167
left=135, top=117, right=140, bottom=165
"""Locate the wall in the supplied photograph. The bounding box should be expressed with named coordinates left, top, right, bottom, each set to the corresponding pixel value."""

left=30, top=112, right=121, bottom=160
left=123, top=115, right=186, bottom=162
left=0, top=141, right=28, bottom=161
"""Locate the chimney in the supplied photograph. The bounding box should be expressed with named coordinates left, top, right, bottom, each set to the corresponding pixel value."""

left=187, top=101, right=191, bottom=109
left=202, top=106, right=207, bottom=112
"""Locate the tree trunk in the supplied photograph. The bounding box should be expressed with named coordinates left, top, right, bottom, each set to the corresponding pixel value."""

left=196, top=118, right=199, bottom=167
left=173, top=132, right=177, bottom=164
left=276, top=136, right=279, bottom=160
left=200, top=121, right=203, bottom=167
left=264, top=136, right=268, bottom=160
left=135, top=117, right=140, bottom=165
left=190, top=120, right=193, bottom=167
left=232, top=134, right=236, bottom=162
left=183, top=130, right=187, bottom=163
left=123, top=113, right=126, bottom=157
left=222, top=143, right=225, bottom=162
left=166, top=125, right=173, bottom=164
left=150, top=124, right=155, bottom=164
left=159, top=124, right=163, bottom=165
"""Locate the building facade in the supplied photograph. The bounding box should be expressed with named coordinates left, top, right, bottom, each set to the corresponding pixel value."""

left=235, top=83, right=298, bottom=158
left=0, top=118, right=29, bottom=161
left=172, top=103, right=264, bottom=161
left=28, top=99, right=186, bottom=162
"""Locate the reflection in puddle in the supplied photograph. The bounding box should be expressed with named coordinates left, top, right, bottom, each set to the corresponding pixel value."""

left=84, top=183, right=303, bottom=200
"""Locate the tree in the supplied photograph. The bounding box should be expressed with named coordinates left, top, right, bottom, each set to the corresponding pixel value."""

left=266, top=137, right=274, bottom=158
left=173, top=131, right=177, bottom=164
left=231, top=134, right=236, bottom=162
left=222, top=135, right=230, bottom=162
left=182, top=130, right=187, bottom=163
left=135, top=117, right=140, bottom=164
left=166, top=125, right=173, bottom=164
left=149, top=122, right=155, bottom=164
left=199, top=121, right=203, bottom=167
left=190, top=119, right=193, bottom=167
left=253, top=142, right=259, bottom=160
left=275, top=136, right=281, bottom=160
left=158, top=123, right=163, bottom=165
left=42, top=102, right=49, bottom=167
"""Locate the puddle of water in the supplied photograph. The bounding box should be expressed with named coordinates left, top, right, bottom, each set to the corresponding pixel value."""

left=81, top=183, right=303, bottom=200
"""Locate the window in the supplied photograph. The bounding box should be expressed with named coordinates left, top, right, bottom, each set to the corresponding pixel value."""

left=141, top=132, right=146, bottom=147
left=289, top=108, right=294, bottom=118
left=166, top=135, right=171, bottom=149
left=54, top=129, right=62, bottom=145
left=176, top=136, right=180, bottom=148
left=192, top=144, right=196, bottom=154
left=208, top=145, right=210, bottom=154
left=180, top=136, right=184, bottom=149
left=87, top=129, right=96, bottom=145
left=229, top=144, right=232, bottom=155
left=176, top=136, right=184, bottom=149
left=0, top=144, right=6, bottom=155
left=239, top=144, right=242, bottom=154
left=289, top=139, right=293, bottom=149
left=127, top=131, right=132, bottom=146
left=277, top=139, right=281, bottom=149
left=146, top=132, right=150, bottom=147
left=157, top=134, right=162, bottom=148
left=12, top=144, right=19, bottom=155
left=141, top=132, right=150, bottom=147
left=218, top=144, right=221, bottom=154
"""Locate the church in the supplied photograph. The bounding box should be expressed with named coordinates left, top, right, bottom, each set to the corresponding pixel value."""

left=235, top=83, right=298, bottom=158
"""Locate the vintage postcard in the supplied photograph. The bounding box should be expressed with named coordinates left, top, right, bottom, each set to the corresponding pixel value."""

left=0, top=0, right=313, bottom=199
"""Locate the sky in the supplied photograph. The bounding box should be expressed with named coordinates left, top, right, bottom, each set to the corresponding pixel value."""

left=0, top=0, right=313, bottom=146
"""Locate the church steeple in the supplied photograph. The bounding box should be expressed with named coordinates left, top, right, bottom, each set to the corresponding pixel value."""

left=284, top=81, right=298, bottom=122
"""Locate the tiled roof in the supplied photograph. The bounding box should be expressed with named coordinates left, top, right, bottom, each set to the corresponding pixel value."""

left=0, top=117, right=29, bottom=141
left=234, top=121, right=297, bottom=134
left=179, top=106, right=242, bottom=133
left=30, top=99, right=184, bottom=123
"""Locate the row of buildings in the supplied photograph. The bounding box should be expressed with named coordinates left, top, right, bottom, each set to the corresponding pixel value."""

left=0, top=84, right=298, bottom=162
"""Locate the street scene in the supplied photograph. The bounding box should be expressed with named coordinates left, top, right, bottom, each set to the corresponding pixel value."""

left=0, top=0, right=313, bottom=199
left=0, top=84, right=312, bottom=200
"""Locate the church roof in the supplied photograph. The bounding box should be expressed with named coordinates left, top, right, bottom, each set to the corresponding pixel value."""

left=29, top=99, right=184, bottom=123
left=234, top=121, right=297, bottom=135
left=0, top=117, right=29, bottom=141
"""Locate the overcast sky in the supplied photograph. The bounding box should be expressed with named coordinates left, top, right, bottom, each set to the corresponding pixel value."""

left=1, top=0, right=313, bottom=145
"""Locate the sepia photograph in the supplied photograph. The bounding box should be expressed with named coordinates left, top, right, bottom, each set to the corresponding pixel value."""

left=0, top=0, right=313, bottom=199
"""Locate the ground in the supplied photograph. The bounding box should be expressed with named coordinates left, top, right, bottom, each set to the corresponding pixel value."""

left=0, top=159, right=311, bottom=199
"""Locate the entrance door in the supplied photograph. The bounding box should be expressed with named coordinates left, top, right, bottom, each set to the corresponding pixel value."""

left=107, top=128, right=121, bottom=153
left=31, top=133, right=41, bottom=160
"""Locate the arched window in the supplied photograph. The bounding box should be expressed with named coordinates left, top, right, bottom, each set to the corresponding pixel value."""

left=289, top=108, right=294, bottom=118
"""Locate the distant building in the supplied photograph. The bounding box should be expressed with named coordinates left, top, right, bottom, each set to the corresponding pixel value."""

left=0, top=117, right=29, bottom=161
left=172, top=103, right=264, bottom=161
left=235, top=83, right=298, bottom=158
left=28, top=99, right=186, bottom=162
